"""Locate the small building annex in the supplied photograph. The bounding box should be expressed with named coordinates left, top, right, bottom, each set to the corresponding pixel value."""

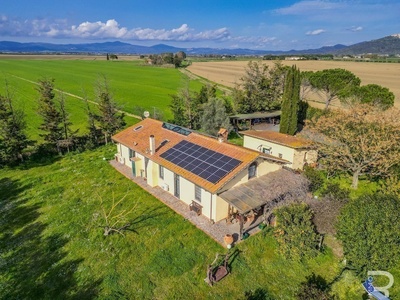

left=112, top=118, right=292, bottom=224
left=242, top=130, right=317, bottom=170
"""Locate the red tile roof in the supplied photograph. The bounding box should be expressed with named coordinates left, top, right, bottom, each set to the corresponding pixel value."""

left=113, top=119, right=273, bottom=193
left=242, top=130, right=315, bottom=149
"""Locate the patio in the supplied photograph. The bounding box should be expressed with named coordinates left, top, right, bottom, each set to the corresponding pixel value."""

left=110, top=160, right=262, bottom=247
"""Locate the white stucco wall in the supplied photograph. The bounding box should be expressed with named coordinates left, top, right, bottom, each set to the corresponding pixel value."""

left=244, top=135, right=295, bottom=163
left=116, top=143, right=132, bottom=167
left=158, top=167, right=215, bottom=220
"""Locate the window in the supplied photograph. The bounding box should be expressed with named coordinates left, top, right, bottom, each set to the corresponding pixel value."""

left=248, top=162, right=257, bottom=179
left=159, top=165, right=164, bottom=179
left=129, top=148, right=135, bottom=158
left=262, top=147, right=271, bottom=154
left=195, top=185, right=201, bottom=202
left=134, top=125, right=143, bottom=131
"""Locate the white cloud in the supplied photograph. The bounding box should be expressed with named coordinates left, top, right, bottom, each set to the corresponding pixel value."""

left=0, top=16, right=230, bottom=42
left=306, top=29, right=326, bottom=35
left=349, top=26, right=363, bottom=32
left=274, top=0, right=344, bottom=15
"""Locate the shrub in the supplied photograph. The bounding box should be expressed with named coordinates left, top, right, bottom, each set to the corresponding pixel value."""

left=274, top=203, right=319, bottom=261
left=303, top=166, right=324, bottom=192
left=321, top=182, right=350, bottom=202
left=337, top=193, right=400, bottom=273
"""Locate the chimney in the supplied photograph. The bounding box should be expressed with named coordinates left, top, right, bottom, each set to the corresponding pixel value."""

left=149, top=135, right=155, bottom=155
left=217, top=128, right=228, bottom=143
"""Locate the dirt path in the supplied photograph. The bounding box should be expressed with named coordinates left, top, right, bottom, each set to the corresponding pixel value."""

left=11, top=74, right=141, bottom=119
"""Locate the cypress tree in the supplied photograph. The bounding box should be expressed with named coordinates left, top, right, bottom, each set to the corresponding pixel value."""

left=280, top=65, right=300, bottom=135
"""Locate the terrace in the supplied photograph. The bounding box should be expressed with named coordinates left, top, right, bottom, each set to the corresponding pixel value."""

left=110, top=160, right=309, bottom=247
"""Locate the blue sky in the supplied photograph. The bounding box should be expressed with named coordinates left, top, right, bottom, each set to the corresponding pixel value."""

left=1, top=0, right=399, bottom=50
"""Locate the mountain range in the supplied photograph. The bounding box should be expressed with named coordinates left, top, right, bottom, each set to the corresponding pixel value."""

left=1, top=34, right=399, bottom=56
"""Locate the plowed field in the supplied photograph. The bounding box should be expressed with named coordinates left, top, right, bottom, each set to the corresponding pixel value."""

left=187, top=60, right=400, bottom=108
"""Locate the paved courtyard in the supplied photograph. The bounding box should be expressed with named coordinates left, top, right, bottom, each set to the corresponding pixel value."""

left=110, top=160, right=263, bottom=246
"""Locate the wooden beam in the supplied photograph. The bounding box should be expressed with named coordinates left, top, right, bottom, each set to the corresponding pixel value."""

left=239, top=214, right=244, bottom=240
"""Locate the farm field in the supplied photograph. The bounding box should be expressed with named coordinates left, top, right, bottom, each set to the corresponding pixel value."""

left=187, top=60, right=400, bottom=108
left=0, top=57, right=203, bottom=140
left=0, top=144, right=371, bottom=299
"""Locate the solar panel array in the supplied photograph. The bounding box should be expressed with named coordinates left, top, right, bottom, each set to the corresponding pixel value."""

left=160, top=140, right=242, bottom=184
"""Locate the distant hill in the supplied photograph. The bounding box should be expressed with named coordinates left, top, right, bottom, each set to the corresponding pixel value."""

left=335, top=34, right=400, bottom=55
left=1, top=34, right=399, bottom=55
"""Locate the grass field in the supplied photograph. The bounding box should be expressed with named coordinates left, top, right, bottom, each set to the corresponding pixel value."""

left=187, top=60, right=400, bottom=108
left=0, top=144, right=370, bottom=299
left=0, top=57, right=204, bottom=140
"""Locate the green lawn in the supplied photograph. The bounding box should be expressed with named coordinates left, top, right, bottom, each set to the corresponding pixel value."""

left=0, top=145, right=370, bottom=299
left=0, top=59, right=205, bottom=140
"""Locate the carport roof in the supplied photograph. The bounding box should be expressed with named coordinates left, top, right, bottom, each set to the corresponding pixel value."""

left=229, top=111, right=281, bottom=121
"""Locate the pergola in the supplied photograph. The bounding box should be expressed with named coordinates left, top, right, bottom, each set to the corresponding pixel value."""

left=218, top=168, right=309, bottom=239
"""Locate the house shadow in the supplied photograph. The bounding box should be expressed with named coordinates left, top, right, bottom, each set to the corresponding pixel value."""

left=0, top=177, right=101, bottom=299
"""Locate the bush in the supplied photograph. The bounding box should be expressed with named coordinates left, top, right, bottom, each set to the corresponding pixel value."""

left=337, top=193, right=400, bottom=273
left=274, top=203, right=319, bottom=261
left=321, top=182, right=350, bottom=201
left=303, top=166, right=324, bottom=192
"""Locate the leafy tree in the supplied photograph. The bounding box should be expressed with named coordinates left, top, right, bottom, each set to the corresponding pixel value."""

left=37, top=78, right=63, bottom=147
left=268, top=61, right=288, bottom=106
left=96, top=77, right=125, bottom=144
left=196, top=84, right=217, bottom=105
left=353, top=83, right=394, bottom=110
left=280, top=65, right=300, bottom=135
left=306, top=104, right=400, bottom=189
left=173, top=51, right=186, bottom=68
left=169, top=86, right=201, bottom=129
left=300, top=71, right=314, bottom=101
left=201, top=98, right=232, bottom=136
left=0, top=91, right=32, bottom=164
left=274, top=203, right=319, bottom=261
left=162, top=52, right=174, bottom=64
left=337, top=194, right=400, bottom=273
left=233, top=61, right=284, bottom=113
left=309, top=68, right=361, bottom=110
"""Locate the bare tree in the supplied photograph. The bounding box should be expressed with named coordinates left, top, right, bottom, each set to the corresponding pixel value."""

left=96, top=192, right=137, bottom=236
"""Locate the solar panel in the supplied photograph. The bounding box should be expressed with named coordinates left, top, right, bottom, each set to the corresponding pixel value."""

left=160, top=141, right=242, bottom=184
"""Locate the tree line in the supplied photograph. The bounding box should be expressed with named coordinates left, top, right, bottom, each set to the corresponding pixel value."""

left=0, top=77, right=125, bottom=166
left=146, top=51, right=187, bottom=68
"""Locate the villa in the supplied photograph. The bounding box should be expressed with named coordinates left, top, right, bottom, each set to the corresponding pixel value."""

left=112, top=118, right=309, bottom=240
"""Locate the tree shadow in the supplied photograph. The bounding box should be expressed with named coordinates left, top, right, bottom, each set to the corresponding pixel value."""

left=297, top=273, right=332, bottom=300
left=127, top=205, right=168, bottom=233
left=0, top=177, right=101, bottom=299
left=243, top=287, right=275, bottom=300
